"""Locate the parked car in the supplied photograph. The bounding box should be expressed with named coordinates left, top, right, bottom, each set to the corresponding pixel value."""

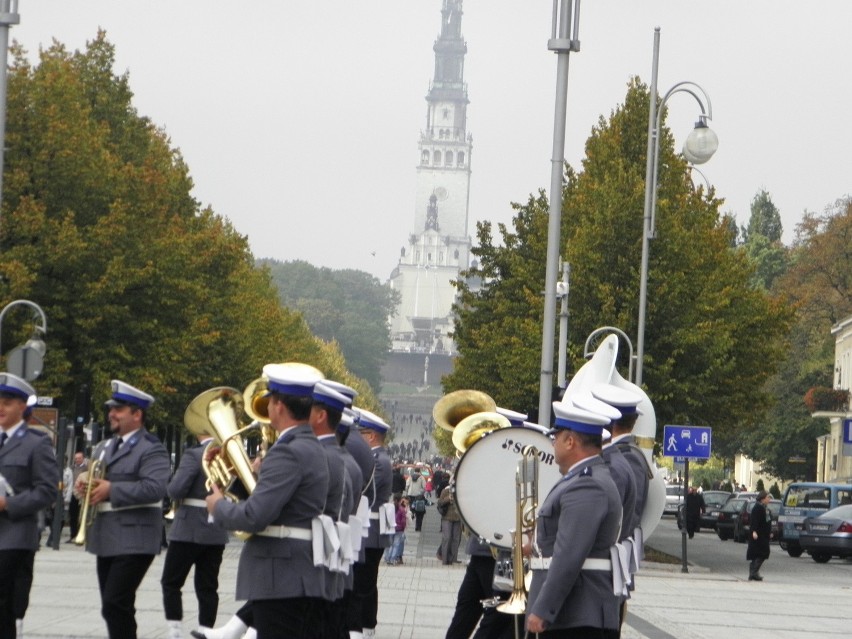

left=700, top=490, right=733, bottom=530
left=743, top=498, right=781, bottom=541
left=676, top=490, right=732, bottom=532
left=778, top=482, right=852, bottom=557
left=716, top=497, right=751, bottom=541
left=663, top=485, right=684, bottom=516
left=799, top=504, right=852, bottom=563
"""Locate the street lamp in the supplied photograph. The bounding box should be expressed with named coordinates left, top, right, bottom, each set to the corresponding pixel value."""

left=634, top=27, right=718, bottom=387
left=0, top=299, right=48, bottom=381
left=0, top=1, right=20, bottom=224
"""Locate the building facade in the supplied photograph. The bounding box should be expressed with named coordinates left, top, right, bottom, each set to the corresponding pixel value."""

left=815, top=314, right=852, bottom=483
left=388, top=0, right=472, bottom=355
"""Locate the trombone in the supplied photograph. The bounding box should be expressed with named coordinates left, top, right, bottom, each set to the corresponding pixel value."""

left=497, top=444, right=539, bottom=616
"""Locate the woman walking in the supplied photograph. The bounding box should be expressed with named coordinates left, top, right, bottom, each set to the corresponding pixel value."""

left=747, top=491, right=772, bottom=581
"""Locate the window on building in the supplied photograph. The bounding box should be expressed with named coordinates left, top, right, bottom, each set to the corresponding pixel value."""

left=421, top=150, right=429, bottom=164
left=433, top=150, right=441, bottom=165
left=458, top=151, right=465, bottom=166
left=445, top=151, right=453, bottom=166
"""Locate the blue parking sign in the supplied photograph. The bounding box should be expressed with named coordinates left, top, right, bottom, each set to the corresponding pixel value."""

left=663, top=425, right=712, bottom=460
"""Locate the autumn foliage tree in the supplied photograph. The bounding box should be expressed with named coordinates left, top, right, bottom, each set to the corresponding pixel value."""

left=0, top=32, right=380, bottom=434
left=447, top=78, right=793, bottom=454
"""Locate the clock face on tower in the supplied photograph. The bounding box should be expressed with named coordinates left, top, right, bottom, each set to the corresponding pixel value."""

left=434, top=187, right=449, bottom=201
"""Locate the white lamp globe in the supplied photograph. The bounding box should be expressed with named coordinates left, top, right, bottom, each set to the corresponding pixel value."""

left=682, top=121, right=719, bottom=165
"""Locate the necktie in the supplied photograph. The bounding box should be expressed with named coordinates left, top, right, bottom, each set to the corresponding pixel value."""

left=0, top=432, right=6, bottom=449
left=112, top=436, right=124, bottom=455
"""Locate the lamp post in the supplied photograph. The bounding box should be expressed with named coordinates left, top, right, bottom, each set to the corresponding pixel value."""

left=0, top=299, right=48, bottom=381
left=0, top=1, right=19, bottom=224
left=538, top=0, right=580, bottom=425
left=634, top=27, right=718, bottom=387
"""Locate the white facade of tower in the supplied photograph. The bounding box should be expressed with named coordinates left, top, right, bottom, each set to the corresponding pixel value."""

left=389, top=0, right=472, bottom=355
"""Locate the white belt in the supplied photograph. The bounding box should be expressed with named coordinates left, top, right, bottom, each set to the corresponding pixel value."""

left=255, top=525, right=313, bottom=541
left=96, top=501, right=161, bottom=514
left=180, top=498, right=208, bottom=508
left=529, top=557, right=611, bottom=571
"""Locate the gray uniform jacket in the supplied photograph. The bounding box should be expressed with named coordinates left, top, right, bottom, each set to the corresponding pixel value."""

left=344, top=434, right=373, bottom=496
left=601, top=444, right=638, bottom=542
left=213, top=423, right=329, bottom=601
left=340, top=445, right=364, bottom=590
left=87, top=430, right=170, bottom=557
left=614, top=434, right=651, bottom=525
left=527, top=455, right=622, bottom=631
left=167, top=442, right=228, bottom=546
left=0, top=423, right=59, bottom=551
left=320, top=434, right=350, bottom=601
left=363, top=446, right=392, bottom=550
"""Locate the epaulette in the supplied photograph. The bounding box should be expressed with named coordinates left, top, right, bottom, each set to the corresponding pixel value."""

left=143, top=431, right=161, bottom=444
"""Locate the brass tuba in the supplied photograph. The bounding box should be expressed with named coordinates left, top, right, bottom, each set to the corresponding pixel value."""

left=433, top=390, right=496, bottom=433
left=242, top=376, right=276, bottom=450
left=73, top=458, right=105, bottom=546
left=497, top=444, right=540, bottom=616
left=451, top=411, right=511, bottom=454
left=184, top=387, right=256, bottom=501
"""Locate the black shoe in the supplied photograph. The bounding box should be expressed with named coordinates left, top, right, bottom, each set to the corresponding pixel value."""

left=753, top=575, right=763, bottom=581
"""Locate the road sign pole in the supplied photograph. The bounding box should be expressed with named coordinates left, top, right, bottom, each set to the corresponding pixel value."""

left=681, top=458, right=689, bottom=573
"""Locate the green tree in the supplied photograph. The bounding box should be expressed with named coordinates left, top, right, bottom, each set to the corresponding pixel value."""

left=742, top=197, right=852, bottom=479
left=743, top=189, right=783, bottom=243
left=262, top=259, right=398, bottom=392
left=0, top=33, right=383, bottom=431
left=447, top=78, right=793, bottom=456
left=740, top=190, right=788, bottom=290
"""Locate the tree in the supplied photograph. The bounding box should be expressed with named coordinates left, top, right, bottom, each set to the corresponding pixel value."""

left=739, top=190, right=788, bottom=290
left=743, top=189, right=783, bottom=243
left=447, top=78, right=793, bottom=456
left=262, top=259, right=398, bottom=392
left=0, top=33, right=383, bottom=431
left=741, top=197, right=852, bottom=479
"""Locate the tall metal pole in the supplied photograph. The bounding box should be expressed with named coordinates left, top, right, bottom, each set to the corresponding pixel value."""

left=538, top=0, right=580, bottom=425
left=635, top=27, right=660, bottom=388
left=0, top=1, right=20, bottom=226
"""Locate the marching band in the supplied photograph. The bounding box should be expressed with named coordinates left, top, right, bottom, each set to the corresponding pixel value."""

left=4, top=330, right=660, bottom=639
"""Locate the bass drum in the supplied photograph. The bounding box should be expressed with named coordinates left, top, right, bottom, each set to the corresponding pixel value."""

left=453, top=425, right=561, bottom=550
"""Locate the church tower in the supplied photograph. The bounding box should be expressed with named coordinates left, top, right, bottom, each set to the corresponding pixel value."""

left=388, top=0, right=473, bottom=355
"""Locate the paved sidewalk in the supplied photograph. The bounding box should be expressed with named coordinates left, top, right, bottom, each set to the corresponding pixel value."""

left=19, top=507, right=852, bottom=638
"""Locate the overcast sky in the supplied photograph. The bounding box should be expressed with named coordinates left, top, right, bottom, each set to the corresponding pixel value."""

left=13, top=1, right=852, bottom=280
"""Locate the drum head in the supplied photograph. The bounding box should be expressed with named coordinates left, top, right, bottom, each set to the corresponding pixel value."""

left=453, top=426, right=561, bottom=549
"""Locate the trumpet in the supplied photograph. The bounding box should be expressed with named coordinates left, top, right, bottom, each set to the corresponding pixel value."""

left=73, top=458, right=105, bottom=546
left=497, top=444, right=539, bottom=616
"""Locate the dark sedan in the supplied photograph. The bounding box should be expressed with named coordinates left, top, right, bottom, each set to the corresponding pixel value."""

left=700, top=490, right=733, bottom=529
left=799, top=504, right=852, bottom=563
left=716, top=498, right=751, bottom=541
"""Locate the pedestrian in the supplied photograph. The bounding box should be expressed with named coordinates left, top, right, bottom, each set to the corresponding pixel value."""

left=685, top=486, right=705, bottom=539
left=386, top=496, right=408, bottom=565
left=526, top=403, right=622, bottom=637
left=747, top=491, right=772, bottom=581
left=67, top=451, right=88, bottom=542
left=80, top=379, right=170, bottom=639
left=0, top=373, right=59, bottom=639
left=438, top=478, right=462, bottom=565
left=160, top=434, right=229, bottom=639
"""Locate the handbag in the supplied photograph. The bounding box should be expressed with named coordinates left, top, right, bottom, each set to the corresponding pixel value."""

left=437, top=501, right=449, bottom=517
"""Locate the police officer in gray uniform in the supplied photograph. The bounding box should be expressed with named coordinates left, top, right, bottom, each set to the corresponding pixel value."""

left=347, top=408, right=392, bottom=639
left=311, top=382, right=357, bottom=638
left=526, top=403, right=622, bottom=638
left=85, top=380, right=171, bottom=639
left=161, top=433, right=229, bottom=638
left=0, top=373, right=59, bottom=639
left=206, top=363, right=329, bottom=639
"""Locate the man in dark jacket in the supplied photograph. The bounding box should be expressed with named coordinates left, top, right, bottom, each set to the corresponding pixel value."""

left=747, top=491, right=772, bottom=581
left=684, top=487, right=705, bottom=539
